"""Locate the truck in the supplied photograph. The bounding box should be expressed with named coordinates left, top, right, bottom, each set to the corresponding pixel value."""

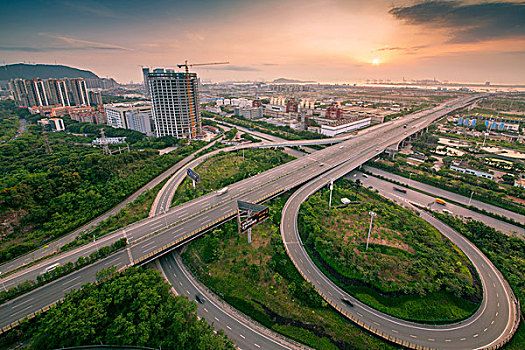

left=217, top=187, right=229, bottom=196
left=435, top=198, right=446, bottom=205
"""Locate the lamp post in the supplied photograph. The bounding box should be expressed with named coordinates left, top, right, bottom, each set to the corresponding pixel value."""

left=468, top=190, right=474, bottom=205
left=366, top=211, right=377, bottom=250
left=408, top=173, right=413, bottom=188
left=329, top=180, right=334, bottom=208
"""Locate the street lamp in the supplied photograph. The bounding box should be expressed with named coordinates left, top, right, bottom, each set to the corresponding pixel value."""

left=329, top=180, right=334, bottom=208
left=366, top=211, right=377, bottom=250
left=408, top=173, right=413, bottom=188
left=468, top=190, right=474, bottom=205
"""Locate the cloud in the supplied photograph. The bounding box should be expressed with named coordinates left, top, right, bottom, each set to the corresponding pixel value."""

left=39, top=33, right=132, bottom=51
left=376, top=45, right=428, bottom=52
left=389, top=1, right=525, bottom=43
left=196, top=65, right=260, bottom=71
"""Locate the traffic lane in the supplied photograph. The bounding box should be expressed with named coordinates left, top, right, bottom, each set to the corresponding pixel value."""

left=281, top=162, right=517, bottom=349
left=160, top=254, right=293, bottom=350
left=1, top=96, right=478, bottom=326
left=363, top=166, right=525, bottom=225
left=353, top=172, right=525, bottom=238
left=0, top=250, right=130, bottom=329
left=282, top=198, right=510, bottom=349
left=3, top=98, right=473, bottom=296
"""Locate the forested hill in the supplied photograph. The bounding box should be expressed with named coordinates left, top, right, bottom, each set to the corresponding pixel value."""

left=0, top=63, right=99, bottom=80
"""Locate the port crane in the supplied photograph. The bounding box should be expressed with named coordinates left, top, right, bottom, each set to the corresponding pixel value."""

left=177, top=61, right=229, bottom=139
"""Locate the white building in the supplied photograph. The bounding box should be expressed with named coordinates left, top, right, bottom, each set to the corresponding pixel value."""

left=234, top=106, right=263, bottom=120
left=450, top=160, right=494, bottom=180
left=125, top=110, right=154, bottom=136
left=320, top=118, right=371, bottom=137
left=104, top=103, right=152, bottom=133
left=147, top=69, right=202, bottom=139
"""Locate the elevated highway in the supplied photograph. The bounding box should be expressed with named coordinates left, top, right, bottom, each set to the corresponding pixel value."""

left=2, top=95, right=501, bottom=347
left=280, top=149, right=520, bottom=349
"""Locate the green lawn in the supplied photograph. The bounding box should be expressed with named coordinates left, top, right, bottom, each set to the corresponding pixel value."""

left=298, top=179, right=480, bottom=322
left=183, top=196, right=394, bottom=350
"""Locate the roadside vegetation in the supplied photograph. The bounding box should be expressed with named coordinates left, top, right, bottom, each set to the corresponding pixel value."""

left=298, top=179, right=480, bottom=322
left=183, top=195, right=393, bottom=350
left=431, top=212, right=525, bottom=350
left=0, top=102, right=207, bottom=264
left=172, top=148, right=295, bottom=206
left=368, top=154, right=525, bottom=216
left=0, top=267, right=235, bottom=350
left=0, top=238, right=127, bottom=304
left=202, top=111, right=328, bottom=141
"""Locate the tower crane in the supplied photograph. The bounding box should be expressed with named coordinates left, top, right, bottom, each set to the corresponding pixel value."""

left=177, top=60, right=229, bottom=139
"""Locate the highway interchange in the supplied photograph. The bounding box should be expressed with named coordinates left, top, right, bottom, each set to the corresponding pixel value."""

left=1, top=94, right=521, bottom=349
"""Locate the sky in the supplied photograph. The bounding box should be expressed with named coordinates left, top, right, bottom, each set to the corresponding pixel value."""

left=1, top=0, right=524, bottom=84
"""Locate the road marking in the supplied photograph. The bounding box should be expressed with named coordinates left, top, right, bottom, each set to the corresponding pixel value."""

left=179, top=282, right=182, bottom=286
left=203, top=308, right=208, bottom=312
left=491, top=320, right=495, bottom=325
left=496, top=292, right=499, bottom=298
left=496, top=312, right=499, bottom=317
left=498, top=302, right=500, bottom=308
left=373, top=322, right=380, bottom=326
left=214, top=317, right=219, bottom=321
left=428, top=338, right=435, bottom=342
left=484, top=328, right=488, bottom=332
left=473, top=334, right=479, bottom=338
left=240, top=334, right=246, bottom=339
left=226, top=326, right=232, bottom=330
left=186, top=290, right=190, bottom=295
left=13, top=298, right=33, bottom=308
left=409, top=335, right=417, bottom=338
left=142, top=241, right=156, bottom=248
left=357, top=312, right=363, bottom=317
left=460, top=338, right=466, bottom=341
left=254, top=344, right=260, bottom=348
left=445, top=339, right=451, bottom=342
left=391, top=330, right=398, bottom=334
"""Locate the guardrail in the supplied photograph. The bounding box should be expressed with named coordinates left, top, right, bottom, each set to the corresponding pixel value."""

left=133, top=188, right=285, bottom=267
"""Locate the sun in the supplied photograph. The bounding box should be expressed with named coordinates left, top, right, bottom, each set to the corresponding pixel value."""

left=372, top=58, right=381, bottom=66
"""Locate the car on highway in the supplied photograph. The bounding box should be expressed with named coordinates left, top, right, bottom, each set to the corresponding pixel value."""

left=393, top=186, right=407, bottom=193
left=341, top=298, right=354, bottom=307
left=435, top=198, right=447, bottom=205
left=217, top=187, right=228, bottom=196
left=442, top=209, right=453, bottom=215
left=195, top=294, right=206, bottom=304
left=362, top=174, right=368, bottom=178
left=40, top=263, right=60, bottom=275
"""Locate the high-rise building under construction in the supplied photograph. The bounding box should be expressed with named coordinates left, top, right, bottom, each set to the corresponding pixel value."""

left=146, top=68, right=202, bottom=139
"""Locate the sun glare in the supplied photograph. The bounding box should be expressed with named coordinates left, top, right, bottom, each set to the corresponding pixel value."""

left=372, top=58, right=380, bottom=66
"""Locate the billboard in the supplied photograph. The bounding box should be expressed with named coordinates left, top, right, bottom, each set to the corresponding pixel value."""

left=187, top=168, right=200, bottom=182
left=237, top=200, right=269, bottom=232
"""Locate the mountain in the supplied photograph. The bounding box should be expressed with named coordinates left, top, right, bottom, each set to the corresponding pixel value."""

left=0, top=63, right=100, bottom=80
left=272, top=77, right=315, bottom=84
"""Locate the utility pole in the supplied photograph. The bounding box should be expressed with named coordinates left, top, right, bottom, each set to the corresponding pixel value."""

left=329, top=180, right=334, bottom=208
left=366, top=211, right=377, bottom=250
left=468, top=190, right=474, bottom=205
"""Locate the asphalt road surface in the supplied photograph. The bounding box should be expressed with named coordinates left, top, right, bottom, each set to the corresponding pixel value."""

left=159, top=253, right=304, bottom=350
left=363, top=166, right=525, bottom=226
left=280, top=154, right=520, bottom=349
left=352, top=171, right=525, bottom=238
left=1, top=95, right=486, bottom=336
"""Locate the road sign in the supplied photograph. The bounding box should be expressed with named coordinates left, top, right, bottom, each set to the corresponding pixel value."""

left=237, top=200, right=269, bottom=232
left=187, top=168, right=200, bottom=182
